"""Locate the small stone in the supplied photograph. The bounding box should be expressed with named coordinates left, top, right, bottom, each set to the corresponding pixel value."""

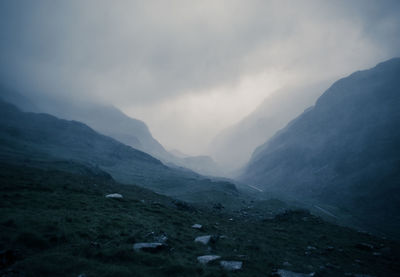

left=307, top=246, right=317, bottom=250
left=355, top=243, right=374, bottom=251
left=283, top=261, right=292, bottom=267
left=197, top=255, right=221, bottom=264
left=77, top=274, right=86, bottom=277
left=192, top=224, right=202, bottom=229
left=274, top=269, right=313, bottom=276
left=325, top=263, right=340, bottom=270
left=220, top=260, right=242, bottom=271
left=133, top=242, right=166, bottom=252
left=105, top=193, right=123, bottom=199
left=154, top=234, right=168, bottom=243
left=194, top=235, right=212, bottom=245
left=372, top=252, right=381, bottom=256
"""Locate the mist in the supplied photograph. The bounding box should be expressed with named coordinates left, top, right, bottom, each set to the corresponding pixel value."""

left=1, top=0, right=400, bottom=158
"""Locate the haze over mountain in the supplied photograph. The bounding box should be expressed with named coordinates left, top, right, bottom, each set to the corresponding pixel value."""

left=240, top=58, right=400, bottom=237
left=1, top=1, right=400, bottom=154
left=0, top=88, right=223, bottom=176
left=209, top=81, right=331, bottom=173
left=0, top=99, right=237, bottom=202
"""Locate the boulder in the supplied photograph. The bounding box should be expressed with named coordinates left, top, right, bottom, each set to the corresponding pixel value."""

left=220, top=260, right=242, bottom=271
left=194, top=235, right=211, bottom=245
left=105, top=193, right=123, bottom=199
left=133, top=242, right=166, bottom=253
left=197, top=255, right=221, bottom=264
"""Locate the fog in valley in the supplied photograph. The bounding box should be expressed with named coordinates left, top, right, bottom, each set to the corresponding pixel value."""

left=1, top=1, right=400, bottom=276
left=1, top=1, right=400, bottom=173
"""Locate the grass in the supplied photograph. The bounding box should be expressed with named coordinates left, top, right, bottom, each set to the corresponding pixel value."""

left=0, top=163, right=399, bottom=276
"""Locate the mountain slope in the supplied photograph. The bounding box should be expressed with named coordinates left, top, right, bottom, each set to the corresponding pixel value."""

left=209, top=82, right=330, bottom=173
left=240, top=58, right=400, bottom=237
left=0, top=100, right=237, bottom=201
left=0, top=89, right=221, bottom=176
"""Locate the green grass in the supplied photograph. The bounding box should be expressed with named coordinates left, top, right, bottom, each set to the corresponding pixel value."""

left=0, top=163, right=399, bottom=276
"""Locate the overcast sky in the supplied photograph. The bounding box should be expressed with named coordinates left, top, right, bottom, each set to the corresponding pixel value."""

left=1, top=0, right=400, bottom=155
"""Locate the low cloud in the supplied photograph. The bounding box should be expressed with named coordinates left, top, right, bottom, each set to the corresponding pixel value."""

left=1, top=0, right=399, bottom=154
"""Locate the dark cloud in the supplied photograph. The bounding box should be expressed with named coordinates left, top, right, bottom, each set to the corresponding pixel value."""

left=0, top=0, right=399, bottom=153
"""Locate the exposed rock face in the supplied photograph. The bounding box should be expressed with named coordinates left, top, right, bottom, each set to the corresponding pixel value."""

left=241, top=58, right=400, bottom=238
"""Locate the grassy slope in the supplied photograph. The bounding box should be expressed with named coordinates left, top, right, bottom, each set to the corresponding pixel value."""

left=1, top=163, right=399, bottom=277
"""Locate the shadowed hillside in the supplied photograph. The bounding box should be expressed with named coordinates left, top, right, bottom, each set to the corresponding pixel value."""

left=240, top=58, right=400, bottom=238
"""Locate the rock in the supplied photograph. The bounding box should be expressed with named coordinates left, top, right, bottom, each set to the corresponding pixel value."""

left=77, top=274, right=86, bottom=277
left=355, top=243, right=374, bottom=251
left=133, top=242, right=166, bottom=253
left=197, top=255, right=221, bottom=264
left=192, top=224, right=202, bottom=229
left=105, top=193, right=123, bottom=199
left=283, top=261, right=292, bottom=267
left=307, top=246, right=317, bottom=250
left=273, top=269, right=314, bottom=277
left=220, top=260, right=242, bottom=271
left=325, top=263, right=340, bottom=270
left=194, top=235, right=212, bottom=245
left=372, top=252, right=381, bottom=256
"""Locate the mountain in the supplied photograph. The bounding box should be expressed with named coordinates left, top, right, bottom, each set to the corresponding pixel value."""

left=0, top=88, right=222, bottom=176
left=0, top=99, right=238, bottom=202
left=209, top=81, right=330, bottom=173
left=240, top=58, right=400, bottom=237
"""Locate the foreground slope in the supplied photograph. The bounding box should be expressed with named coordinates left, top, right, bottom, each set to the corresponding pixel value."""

left=1, top=163, right=399, bottom=277
left=241, top=58, right=400, bottom=237
left=0, top=100, right=236, bottom=201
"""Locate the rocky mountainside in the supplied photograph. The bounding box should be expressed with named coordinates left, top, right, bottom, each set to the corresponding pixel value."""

left=240, top=58, right=400, bottom=238
left=0, top=100, right=237, bottom=202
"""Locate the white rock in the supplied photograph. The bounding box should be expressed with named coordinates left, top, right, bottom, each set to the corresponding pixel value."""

left=192, top=224, right=203, bottom=229
left=197, top=255, right=221, bottom=264
left=105, top=193, right=123, bottom=199
left=133, top=242, right=164, bottom=252
left=194, top=235, right=211, bottom=245
left=220, top=261, right=242, bottom=271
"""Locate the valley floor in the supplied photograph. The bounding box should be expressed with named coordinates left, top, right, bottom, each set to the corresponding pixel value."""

left=0, top=163, right=399, bottom=277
